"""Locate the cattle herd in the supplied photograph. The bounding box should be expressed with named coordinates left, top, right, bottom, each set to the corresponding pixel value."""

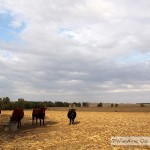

left=0, top=108, right=77, bottom=129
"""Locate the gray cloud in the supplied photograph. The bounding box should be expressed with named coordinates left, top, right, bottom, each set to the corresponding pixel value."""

left=0, top=0, right=150, bottom=102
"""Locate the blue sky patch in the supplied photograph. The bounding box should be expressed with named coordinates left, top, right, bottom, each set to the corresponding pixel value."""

left=0, top=49, right=13, bottom=60
left=0, top=13, right=26, bottom=42
left=58, top=28, right=75, bottom=39
left=118, top=52, right=150, bottom=64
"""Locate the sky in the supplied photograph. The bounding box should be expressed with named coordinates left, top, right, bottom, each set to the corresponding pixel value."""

left=0, top=0, right=150, bottom=103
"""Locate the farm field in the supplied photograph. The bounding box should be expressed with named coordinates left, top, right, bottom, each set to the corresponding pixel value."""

left=0, top=108, right=150, bottom=150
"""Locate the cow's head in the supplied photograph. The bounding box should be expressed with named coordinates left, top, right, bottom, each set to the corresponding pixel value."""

left=9, top=116, right=16, bottom=124
left=69, top=109, right=76, bottom=112
left=40, top=107, right=47, bottom=114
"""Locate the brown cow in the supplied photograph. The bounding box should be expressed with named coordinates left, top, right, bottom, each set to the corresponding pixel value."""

left=10, top=108, right=24, bottom=129
left=32, top=107, right=47, bottom=125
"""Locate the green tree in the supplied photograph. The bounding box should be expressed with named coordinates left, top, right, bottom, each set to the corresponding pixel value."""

left=3, top=97, right=10, bottom=104
left=0, top=98, right=2, bottom=109
left=17, top=98, right=25, bottom=108
left=77, top=102, right=81, bottom=107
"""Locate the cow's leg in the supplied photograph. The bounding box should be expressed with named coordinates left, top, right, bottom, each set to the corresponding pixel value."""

left=36, top=117, right=38, bottom=124
left=69, top=118, right=71, bottom=125
left=72, top=118, right=74, bottom=124
left=18, top=121, right=20, bottom=128
left=43, top=118, right=44, bottom=125
left=40, top=119, right=41, bottom=126
left=17, top=121, right=19, bottom=129
left=32, top=116, right=34, bottom=124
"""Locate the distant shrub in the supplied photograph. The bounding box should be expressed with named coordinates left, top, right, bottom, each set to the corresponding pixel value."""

left=97, top=102, right=103, bottom=107
left=111, top=103, right=114, bottom=107
left=82, top=102, right=89, bottom=107
left=140, top=103, right=145, bottom=107
left=55, top=101, right=69, bottom=107
left=72, top=102, right=81, bottom=107
left=115, top=103, right=118, bottom=107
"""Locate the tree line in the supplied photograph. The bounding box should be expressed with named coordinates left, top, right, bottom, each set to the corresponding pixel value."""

left=0, top=97, right=83, bottom=110
left=0, top=97, right=127, bottom=110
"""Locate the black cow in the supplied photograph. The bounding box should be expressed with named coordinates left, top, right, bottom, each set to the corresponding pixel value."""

left=67, top=109, right=76, bottom=125
left=32, top=107, right=47, bottom=125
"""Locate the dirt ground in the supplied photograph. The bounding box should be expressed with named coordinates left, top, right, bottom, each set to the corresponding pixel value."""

left=0, top=109, right=150, bottom=150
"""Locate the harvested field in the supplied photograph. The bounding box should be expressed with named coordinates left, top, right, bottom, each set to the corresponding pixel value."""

left=0, top=109, right=150, bottom=150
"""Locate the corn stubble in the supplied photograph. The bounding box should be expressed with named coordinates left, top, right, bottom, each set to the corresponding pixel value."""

left=0, top=110, right=150, bottom=150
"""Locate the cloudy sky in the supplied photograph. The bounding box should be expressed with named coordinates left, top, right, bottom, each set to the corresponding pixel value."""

left=0, top=0, right=150, bottom=103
